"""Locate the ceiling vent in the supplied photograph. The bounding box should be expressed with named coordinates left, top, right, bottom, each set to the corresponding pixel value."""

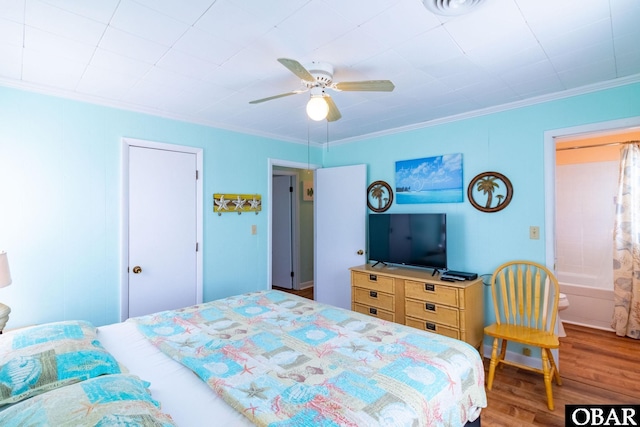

left=422, top=0, right=486, bottom=16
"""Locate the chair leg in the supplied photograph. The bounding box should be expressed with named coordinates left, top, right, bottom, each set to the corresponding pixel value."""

left=546, top=348, right=562, bottom=385
left=540, top=347, right=555, bottom=410
left=498, top=339, right=507, bottom=369
left=487, top=338, right=499, bottom=390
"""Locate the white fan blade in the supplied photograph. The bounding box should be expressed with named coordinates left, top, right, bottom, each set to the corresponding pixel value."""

left=333, top=80, right=395, bottom=92
left=249, top=89, right=307, bottom=104
left=325, top=96, right=342, bottom=122
left=277, top=58, right=315, bottom=82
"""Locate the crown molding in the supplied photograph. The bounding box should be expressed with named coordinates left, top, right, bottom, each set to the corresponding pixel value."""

left=329, top=73, right=640, bottom=146
left=0, top=77, right=314, bottom=146
left=2, top=73, right=639, bottom=147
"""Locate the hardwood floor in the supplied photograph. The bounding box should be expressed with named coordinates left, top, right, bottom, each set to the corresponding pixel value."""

left=272, top=285, right=313, bottom=300
left=274, top=288, right=639, bottom=426
left=481, top=323, right=640, bottom=426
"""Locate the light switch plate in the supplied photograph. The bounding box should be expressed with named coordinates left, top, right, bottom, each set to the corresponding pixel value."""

left=529, top=226, right=540, bottom=240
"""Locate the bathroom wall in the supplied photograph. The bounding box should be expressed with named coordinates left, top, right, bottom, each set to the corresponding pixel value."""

left=555, top=160, right=617, bottom=290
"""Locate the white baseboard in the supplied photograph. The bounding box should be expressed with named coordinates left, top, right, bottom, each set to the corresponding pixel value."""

left=298, top=281, right=313, bottom=290
left=562, top=319, right=614, bottom=333
left=482, top=344, right=543, bottom=370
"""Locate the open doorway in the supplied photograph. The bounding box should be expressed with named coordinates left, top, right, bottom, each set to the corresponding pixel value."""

left=268, top=159, right=317, bottom=299
left=544, top=118, right=640, bottom=331
left=543, top=117, right=640, bottom=372
left=272, top=171, right=298, bottom=290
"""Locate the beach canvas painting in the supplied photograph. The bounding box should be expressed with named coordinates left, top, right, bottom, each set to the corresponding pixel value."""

left=395, top=153, right=463, bottom=203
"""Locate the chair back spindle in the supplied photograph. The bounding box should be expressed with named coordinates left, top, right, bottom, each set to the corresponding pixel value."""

left=490, top=261, right=559, bottom=333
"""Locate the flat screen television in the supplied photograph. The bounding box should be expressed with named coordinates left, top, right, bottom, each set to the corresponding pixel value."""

left=368, top=213, right=447, bottom=271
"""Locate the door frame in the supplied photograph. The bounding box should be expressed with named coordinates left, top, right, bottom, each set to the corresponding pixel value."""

left=542, top=116, right=640, bottom=369
left=267, top=159, right=319, bottom=291
left=121, top=137, right=204, bottom=321
left=272, top=171, right=299, bottom=290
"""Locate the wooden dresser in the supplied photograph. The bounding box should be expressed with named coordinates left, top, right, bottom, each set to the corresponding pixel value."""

left=350, top=264, right=484, bottom=350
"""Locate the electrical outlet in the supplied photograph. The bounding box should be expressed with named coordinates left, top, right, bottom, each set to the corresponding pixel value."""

left=522, top=347, right=532, bottom=357
left=529, top=226, right=540, bottom=240
left=251, top=224, right=257, bottom=235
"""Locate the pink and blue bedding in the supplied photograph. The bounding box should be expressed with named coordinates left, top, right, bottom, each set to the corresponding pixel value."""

left=133, top=290, right=486, bottom=427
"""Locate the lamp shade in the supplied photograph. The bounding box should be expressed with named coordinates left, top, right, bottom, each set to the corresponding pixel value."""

left=0, top=251, right=11, bottom=288
left=306, top=96, right=329, bottom=121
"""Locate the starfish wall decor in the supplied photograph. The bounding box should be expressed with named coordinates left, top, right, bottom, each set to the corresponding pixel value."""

left=214, top=193, right=261, bottom=215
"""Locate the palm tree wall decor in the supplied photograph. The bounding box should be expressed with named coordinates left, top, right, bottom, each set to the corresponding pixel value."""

left=467, top=172, right=513, bottom=212
left=367, top=180, right=393, bottom=213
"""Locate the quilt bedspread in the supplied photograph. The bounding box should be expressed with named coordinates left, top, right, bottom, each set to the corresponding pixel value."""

left=133, top=290, right=486, bottom=427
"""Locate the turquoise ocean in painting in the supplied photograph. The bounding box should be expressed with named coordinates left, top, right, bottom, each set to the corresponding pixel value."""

left=397, top=189, right=463, bottom=204
left=395, top=153, right=463, bottom=204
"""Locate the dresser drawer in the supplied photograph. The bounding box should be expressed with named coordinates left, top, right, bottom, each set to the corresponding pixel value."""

left=353, top=303, right=395, bottom=322
left=352, top=271, right=395, bottom=293
left=405, top=299, right=459, bottom=328
left=350, top=265, right=483, bottom=349
left=353, top=288, right=394, bottom=311
left=404, top=280, right=458, bottom=306
left=405, top=316, right=460, bottom=340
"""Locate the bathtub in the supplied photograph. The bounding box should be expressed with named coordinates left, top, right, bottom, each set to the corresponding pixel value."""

left=558, top=281, right=615, bottom=331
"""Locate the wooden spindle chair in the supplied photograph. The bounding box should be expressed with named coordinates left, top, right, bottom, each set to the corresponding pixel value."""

left=484, top=260, right=562, bottom=410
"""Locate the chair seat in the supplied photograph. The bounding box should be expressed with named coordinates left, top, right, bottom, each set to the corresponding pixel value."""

left=485, top=323, right=559, bottom=349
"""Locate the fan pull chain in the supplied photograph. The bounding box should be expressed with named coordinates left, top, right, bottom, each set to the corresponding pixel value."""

left=326, top=119, right=329, bottom=152
left=307, top=118, right=311, bottom=171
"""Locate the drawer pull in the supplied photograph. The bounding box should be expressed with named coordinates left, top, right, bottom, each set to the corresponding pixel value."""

left=426, top=322, right=437, bottom=331
left=369, top=307, right=378, bottom=315
left=425, top=303, right=436, bottom=311
left=369, top=291, right=378, bottom=298
left=425, top=283, right=435, bottom=292
left=369, top=274, right=377, bottom=281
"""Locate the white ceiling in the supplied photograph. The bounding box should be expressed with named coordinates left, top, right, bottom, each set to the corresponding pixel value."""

left=1, top=0, right=639, bottom=144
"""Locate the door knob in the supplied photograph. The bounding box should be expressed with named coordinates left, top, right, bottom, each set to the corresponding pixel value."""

left=357, top=250, right=364, bottom=255
left=132, top=266, right=142, bottom=274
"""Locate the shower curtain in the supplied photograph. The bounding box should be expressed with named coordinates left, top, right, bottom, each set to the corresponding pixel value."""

left=612, top=142, right=640, bottom=339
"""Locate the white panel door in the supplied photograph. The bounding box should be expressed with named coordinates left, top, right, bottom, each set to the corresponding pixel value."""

left=314, top=164, right=367, bottom=309
left=272, top=175, right=293, bottom=289
left=129, top=146, right=197, bottom=317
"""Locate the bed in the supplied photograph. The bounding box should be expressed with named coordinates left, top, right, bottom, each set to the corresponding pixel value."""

left=0, top=290, right=486, bottom=426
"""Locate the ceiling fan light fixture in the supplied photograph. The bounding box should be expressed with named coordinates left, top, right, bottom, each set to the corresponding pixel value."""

left=250, top=58, right=393, bottom=123
left=306, top=95, right=329, bottom=121
left=422, top=0, right=485, bottom=16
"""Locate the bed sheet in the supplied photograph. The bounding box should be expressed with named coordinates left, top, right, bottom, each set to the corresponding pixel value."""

left=98, top=320, right=253, bottom=427
left=132, top=290, right=486, bottom=426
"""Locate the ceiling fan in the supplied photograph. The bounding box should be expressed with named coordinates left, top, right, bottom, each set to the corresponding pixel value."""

left=249, top=58, right=395, bottom=122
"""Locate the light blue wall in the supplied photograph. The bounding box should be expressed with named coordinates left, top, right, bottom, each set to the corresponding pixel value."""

left=323, top=82, right=640, bottom=328
left=0, top=86, right=322, bottom=328
left=1, top=82, right=638, bottom=331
